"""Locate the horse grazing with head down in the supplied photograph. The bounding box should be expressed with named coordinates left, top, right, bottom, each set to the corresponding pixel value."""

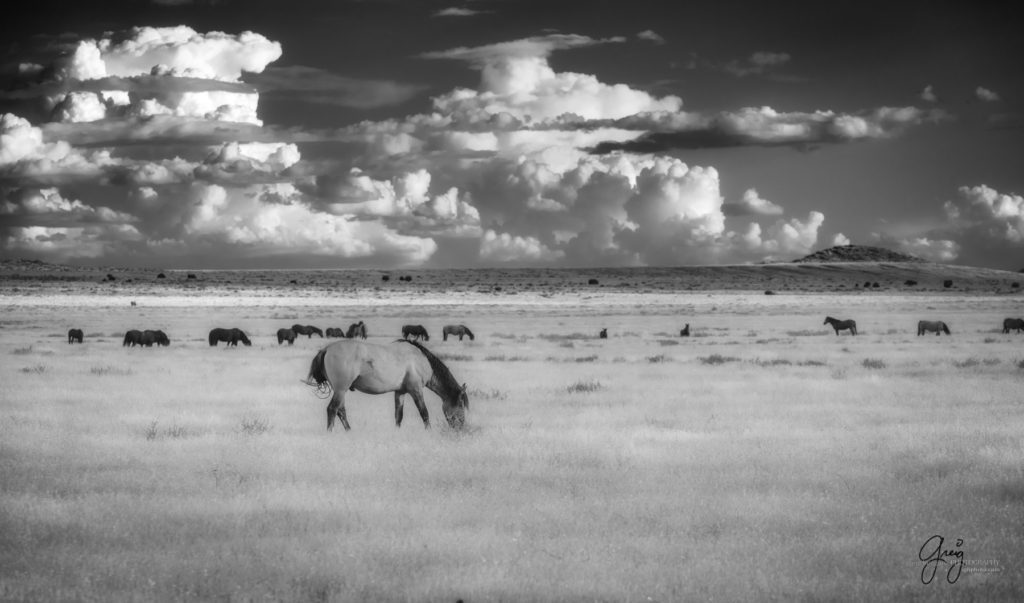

left=402, top=324, right=429, bottom=341
left=141, top=330, right=170, bottom=347
left=442, top=324, right=474, bottom=341
left=67, top=328, right=84, bottom=344
left=346, top=321, right=367, bottom=339
left=209, top=327, right=251, bottom=347
left=277, top=328, right=296, bottom=345
left=325, top=328, right=343, bottom=338
left=292, top=324, right=324, bottom=339
left=918, top=321, right=951, bottom=336
left=824, top=316, right=857, bottom=336
left=1002, top=318, right=1024, bottom=334
left=306, top=339, right=468, bottom=432
left=123, top=330, right=143, bottom=347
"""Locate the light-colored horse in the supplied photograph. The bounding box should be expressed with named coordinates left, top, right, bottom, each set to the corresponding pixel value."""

left=306, top=339, right=468, bottom=431
left=917, top=320, right=951, bottom=336
left=824, top=316, right=857, bottom=335
left=442, top=324, right=475, bottom=341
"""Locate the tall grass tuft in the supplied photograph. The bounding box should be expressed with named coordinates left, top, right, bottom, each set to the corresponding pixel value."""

left=12, top=346, right=33, bottom=355
left=238, top=414, right=272, bottom=436
left=647, top=354, right=671, bottom=363
left=20, top=364, right=47, bottom=374
left=862, top=358, right=886, bottom=369
left=566, top=379, right=603, bottom=394
left=699, top=354, right=739, bottom=365
left=90, top=366, right=133, bottom=376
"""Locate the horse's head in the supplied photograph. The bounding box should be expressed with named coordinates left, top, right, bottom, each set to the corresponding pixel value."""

left=823, top=317, right=831, bottom=324
left=446, top=383, right=469, bottom=429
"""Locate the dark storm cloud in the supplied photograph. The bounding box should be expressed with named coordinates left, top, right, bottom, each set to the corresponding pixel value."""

left=247, top=66, right=428, bottom=110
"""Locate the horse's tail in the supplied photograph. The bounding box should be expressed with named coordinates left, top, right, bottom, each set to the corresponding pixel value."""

left=306, top=348, right=331, bottom=391
left=209, top=330, right=217, bottom=346
left=123, top=332, right=130, bottom=346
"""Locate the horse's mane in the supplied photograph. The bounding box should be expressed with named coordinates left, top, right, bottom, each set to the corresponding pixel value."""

left=400, top=339, right=462, bottom=401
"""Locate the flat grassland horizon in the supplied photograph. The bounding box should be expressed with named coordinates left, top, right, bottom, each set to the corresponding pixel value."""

left=2, top=286, right=1023, bottom=601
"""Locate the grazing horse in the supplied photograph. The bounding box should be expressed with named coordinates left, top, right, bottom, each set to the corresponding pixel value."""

left=209, top=327, right=251, bottom=347
left=141, top=330, right=170, bottom=347
left=442, top=324, right=475, bottom=341
left=306, top=339, right=468, bottom=432
left=599, top=328, right=608, bottom=339
left=402, top=324, right=429, bottom=341
left=918, top=321, right=951, bottom=336
left=346, top=321, right=368, bottom=339
left=325, top=327, right=344, bottom=338
left=1003, top=318, right=1024, bottom=334
left=680, top=324, right=690, bottom=337
left=123, top=330, right=143, bottom=347
left=824, top=316, right=858, bottom=336
left=67, top=328, right=84, bottom=344
left=291, top=324, right=324, bottom=338
left=277, top=328, right=297, bottom=345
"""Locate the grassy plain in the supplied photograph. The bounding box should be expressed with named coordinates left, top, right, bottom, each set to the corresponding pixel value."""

left=2, top=289, right=1023, bottom=602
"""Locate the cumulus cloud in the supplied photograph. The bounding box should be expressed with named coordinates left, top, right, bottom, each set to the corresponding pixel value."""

left=479, top=229, right=564, bottom=263
left=975, top=87, right=1000, bottom=102
left=589, top=105, right=949, bottom=153
left=944, top=184, right=1023, bottom=243
left=0, top=187, right=136, bottom=225
left=832, top=232, right=850, bottom=246
left=896, top=237, right=960, bottom=262
left=637, top=30, right=666, bottom=45
left=434, top=7, right=487, bottom=17
left=722, top=188, right=784, bottom=216
left=920, top=85, right=937, bottom=103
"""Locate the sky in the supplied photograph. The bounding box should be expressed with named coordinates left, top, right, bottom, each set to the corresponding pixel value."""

left=0, top=0, right=1022, bottom=270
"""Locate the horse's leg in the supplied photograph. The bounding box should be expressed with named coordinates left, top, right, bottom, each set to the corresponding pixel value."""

left=395, top=392, right=405, bottom=427
left=326, top=390, right=341, bottom=431
left=409, top=388, right=430, bottom=428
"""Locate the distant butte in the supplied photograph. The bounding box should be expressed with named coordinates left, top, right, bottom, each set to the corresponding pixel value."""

left=793, top=245, right=925, bottom=264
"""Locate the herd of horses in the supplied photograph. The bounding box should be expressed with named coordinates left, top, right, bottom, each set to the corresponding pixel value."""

left=59, top=315, right=1023, bottom=435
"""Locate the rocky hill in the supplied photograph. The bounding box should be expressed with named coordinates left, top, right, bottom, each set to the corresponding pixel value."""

left=794, top=245, right=924, bottom=263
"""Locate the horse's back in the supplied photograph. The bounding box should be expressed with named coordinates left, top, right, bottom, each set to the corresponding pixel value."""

left=323, top=340, right=429, bottom=389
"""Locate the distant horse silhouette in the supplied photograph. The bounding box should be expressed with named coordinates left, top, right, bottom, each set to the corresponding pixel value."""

left=1003, top=318, right=1024, bottom=334
left=346, top=321, right=367, bottom=339
left=918, top=321, right=951, bottom=336
left=442, top=324, right=474, bottom=341
left=306, top=339, right=468, bottom=432
left=209, top=327, right=251, bottom=347
left=67, top=328, right=83, bottom=344
left=824, top=316, right=857, bottom=336
left=325, top=327, right=347, bottom=338
left=599, top=328, right=608, bottom=339
left=141, top=330, right=170, bottom=347
left=680, top=324, right=690, bottom=337
left=291, top=324, right=324, bottom=338
left=277, top=328, right=296, bottom=345
left=402, top=324, right=429, bottom=341
left=123, top=330, right=143, bottom=347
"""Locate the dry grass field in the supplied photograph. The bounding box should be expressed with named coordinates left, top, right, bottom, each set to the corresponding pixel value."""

left=2, top=286, right=1024, bottom=601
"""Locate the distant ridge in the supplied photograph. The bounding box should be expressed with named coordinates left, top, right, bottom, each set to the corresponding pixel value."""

left=794, top=245, right=925, bottom=264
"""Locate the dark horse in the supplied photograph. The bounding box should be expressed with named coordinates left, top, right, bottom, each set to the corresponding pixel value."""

left=306, top=339, right=468, bottom=431
left=209, top=327, right=251, bottom=347
left=680, top=324, right=690, bottom=337
left=442, top=324, right=474, bottom=341
left=141, top=330, right=170, bottom=347
left=918, top=321, right=951, bottom=336
left=325, top=328, right=343, bottom=338
left=291, top=324, right=324, bottom=338
left=824, top=316, right=858, bottom=336
left=123, top=330, right=143, bottom=347
left=277, top=328, right=296, bottom=345
left=67, top=328, right=83, bottom=344
left=402, top=324, right=429, bottom=341
left=346, top=321, right=368, bottom=339
left=1003, top=318, right=1024, bottom=334
left=599, top=328, right=608, bottom=339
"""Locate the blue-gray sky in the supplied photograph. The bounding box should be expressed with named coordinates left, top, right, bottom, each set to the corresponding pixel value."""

left=1, top=0, right=1022, bottom=269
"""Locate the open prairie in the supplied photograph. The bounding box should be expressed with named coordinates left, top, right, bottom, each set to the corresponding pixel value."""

left=2, top=283, right=1024, bottom=601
